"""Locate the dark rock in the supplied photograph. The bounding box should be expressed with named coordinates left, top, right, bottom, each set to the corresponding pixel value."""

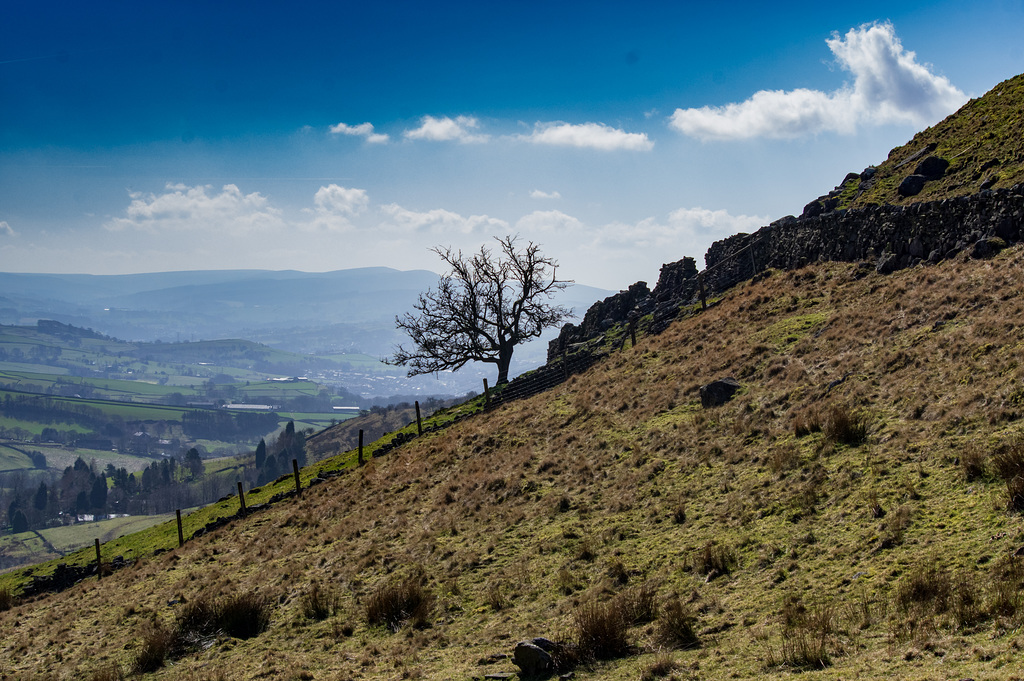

left=700, top=377, right=741, bottom=408
left=802, top=200, right=823, bottom=218
left=980, top=174, right=999, bottom=190
left=970, top=237, right=1007, bottom=259
left=875, top=252, right=898, bottom=274
left=995, top=217, right=1020, bottom=242
left=913, top=156, right=949, bottom=181
left=513, top=641, right=552, bottom=677
left=530, top=637, right=557, bottom=651
left=908, top=237, right=925, bottom=259
left=898, top=174, right=928, bottom=197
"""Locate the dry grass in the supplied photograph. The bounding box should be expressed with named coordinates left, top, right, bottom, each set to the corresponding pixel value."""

left=573, top=598, right=632, bottom=660
left=300, top=581, right=340, bottom=621
left=365, top=570, right=434, bottom=631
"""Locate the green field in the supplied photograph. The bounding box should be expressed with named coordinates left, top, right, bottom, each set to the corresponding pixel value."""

left=0, top=443, right=34, bottom=472
left=0, top=512, right=180, bottom=572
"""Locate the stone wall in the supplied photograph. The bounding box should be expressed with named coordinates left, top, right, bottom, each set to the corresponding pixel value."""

left=549, top=185, right=1024, bottom=361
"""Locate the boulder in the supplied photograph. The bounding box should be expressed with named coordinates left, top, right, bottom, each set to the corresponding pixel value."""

left=898, top=174, right=928, bottom=197
left=802, top=200, right=823, bottom=218
left=970, top=237, right=1007, bottom=259
left=700, top=377, right=741, bottom=408
left=513, top=641, right=552, bottom=677
left=875, top=252, right=898, bottom=274
left=913, top=156, right=949, bottom=181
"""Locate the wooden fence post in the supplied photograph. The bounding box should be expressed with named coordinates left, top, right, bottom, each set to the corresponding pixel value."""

left=237, top=481, right=247, bottom=517
left=176, top=509, right=184, bottom=547
left=749, top=241, right=757, bottom=275
left=415, top=401, right=423, bottom=435
left=483, top=379, right=490, bottom=409
left=698, top=272, right=707, bottom=311
left=292, top=458, right=301, bottom=496
left=95, top=538, right=102, bottom=580
left=358, top=430, right=364, bottom=465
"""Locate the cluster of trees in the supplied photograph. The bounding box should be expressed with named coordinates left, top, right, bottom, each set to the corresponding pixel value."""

left=181, top=409, right=279, bottom=441
left=252, top=421, right=307, bottom=486
left=3, top=421, right=311, bottom=533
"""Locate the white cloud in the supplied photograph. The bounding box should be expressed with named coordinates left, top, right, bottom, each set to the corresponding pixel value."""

left=304, top=184, right=370, bottom=232
left=515, top=210, right=584, bottom=234
left=522, top=121, right=653, bottom=151
left=669, top=22, right=966, bottom=141
left=587, top=207, right=768, bottom=259
left=378, top=204, right=508, bottom=235
left=313, top=185, right=368, bottom=217
left=105, top=183, right=285, bottom=234
left=0, top=221, right=14, bottom=237
left=403, top=115, right=489, bottom=143
left=329, top=121, right=389, bottom=144
left=530, top=189, right=562, bottom=200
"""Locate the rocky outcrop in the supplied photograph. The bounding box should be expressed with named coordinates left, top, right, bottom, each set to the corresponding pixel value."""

left=550, top=184, right=1024, bottom=361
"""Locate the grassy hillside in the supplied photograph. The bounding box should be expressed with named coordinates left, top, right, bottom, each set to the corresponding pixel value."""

left=839, top=72, right=1024, bottom=209
left=2, top=243, right=1024, bottom=679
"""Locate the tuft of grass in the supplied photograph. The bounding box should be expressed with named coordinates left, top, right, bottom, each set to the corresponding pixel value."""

left=131, top=621, right=174, bottom=674
left=573, top=598, right=631, bottom=660
left=218, top=591, right=274, bottom=639
left=959, top=443, right=988, bottom=481
left=823, top=405, right=867, bottom=445
left=0, top=585, right=13, bottom=612
left=895, top=565, right=952, bottom=615
left=773, top=597, right=837, bottom=669
left=656, top=596, right=699, bottom=650
left=300, top=581, right=340, bottom=621
left=691, top=541, right=736, bottom=579
left=618, top=581, right=658, bottom=624
left=990, top=438, right=1024, bottom=511
left=365, top=572, right=434, bottom=631
left=640, top=651, right=680, bottom=681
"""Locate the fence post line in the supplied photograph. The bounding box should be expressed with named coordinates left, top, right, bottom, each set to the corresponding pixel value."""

left=358, top=429, right=364, bottom=465
left=95, top=538, right=102, bottom=580
left=483, top=378, right=490, bottom=409
left=176, top=509, right=184, bottom=547
left=237, top=481, right=247, bottom=517
left=292, top=459, right=301, bottom=496
left=415, top=401, right=423, bottom=435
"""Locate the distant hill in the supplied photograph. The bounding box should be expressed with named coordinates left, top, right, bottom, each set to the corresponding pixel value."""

left=0, top=268, right=611, bottom=392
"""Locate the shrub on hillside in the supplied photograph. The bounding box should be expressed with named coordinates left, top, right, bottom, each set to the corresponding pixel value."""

left=131, top=621, right=174, bottom=674
left=301, top=582, right=340, bottom=621
left=573, top=598, right=631, bottom=660
left=656, top=596, right=699, bottom=649
left=990, top=438, right=1024, bottom=511
left=823, top=405, right=867, bottom=445
left=365, top=572, right=434, bottom=631
left=218, top=591, right=273, bottom=639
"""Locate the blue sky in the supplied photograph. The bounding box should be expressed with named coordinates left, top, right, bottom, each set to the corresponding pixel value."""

left=1, top=0, right=1022, bottom=290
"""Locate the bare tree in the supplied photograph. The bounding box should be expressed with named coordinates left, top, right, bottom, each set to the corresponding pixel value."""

left=390, top=235, right=572, bottom=385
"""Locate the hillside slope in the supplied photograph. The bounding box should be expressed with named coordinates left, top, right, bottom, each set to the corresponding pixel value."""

left=3, top=243, right=1024, bottom=680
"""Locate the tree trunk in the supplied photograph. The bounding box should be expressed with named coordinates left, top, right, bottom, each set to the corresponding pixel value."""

left=496, top=346, right=513, bottom=385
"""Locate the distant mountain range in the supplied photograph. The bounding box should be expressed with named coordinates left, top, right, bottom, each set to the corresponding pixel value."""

left=0, top=268, right=612, bottom=390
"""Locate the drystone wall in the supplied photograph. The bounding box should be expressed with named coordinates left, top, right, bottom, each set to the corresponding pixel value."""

left=549, top=185, right=1024, bottom=361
